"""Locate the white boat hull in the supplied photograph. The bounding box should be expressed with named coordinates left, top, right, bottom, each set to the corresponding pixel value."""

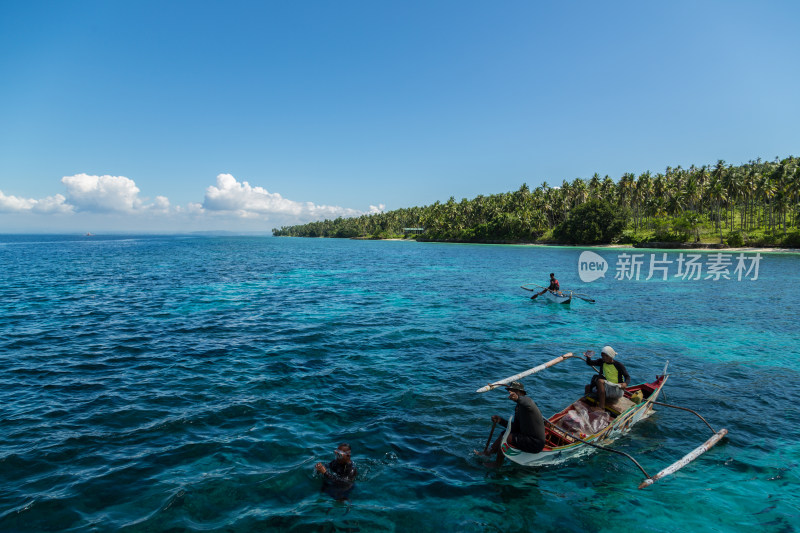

left=543, top=290, right=572, bottom=304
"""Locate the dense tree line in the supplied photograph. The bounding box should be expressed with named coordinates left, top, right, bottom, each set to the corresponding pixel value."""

left=272, top=156, right=800, bottom=246
left=553, top=200, right=629, bottom=244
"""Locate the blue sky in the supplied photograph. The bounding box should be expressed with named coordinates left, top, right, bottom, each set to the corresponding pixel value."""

left=1, top=1, right=798, bottom=233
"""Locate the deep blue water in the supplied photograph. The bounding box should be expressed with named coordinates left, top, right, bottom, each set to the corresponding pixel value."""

left=0, top=235, right=798, bottom=532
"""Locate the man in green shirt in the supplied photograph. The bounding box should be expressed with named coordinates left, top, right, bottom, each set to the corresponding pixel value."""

left=585, top=346, right=630, bottom=411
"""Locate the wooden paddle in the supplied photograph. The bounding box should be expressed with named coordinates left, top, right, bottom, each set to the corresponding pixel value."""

left=483, top=421, right=497, bottom=454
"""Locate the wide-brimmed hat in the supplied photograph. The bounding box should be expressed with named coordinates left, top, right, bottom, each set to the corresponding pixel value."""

left=601, top=346, right=617, bottom=359
left=505, top=381, right=526, bottom=393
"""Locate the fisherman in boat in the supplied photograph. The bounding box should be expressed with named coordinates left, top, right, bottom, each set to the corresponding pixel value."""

left=315, top=443, right=357, bottom=501
left=478, top=381, right=546, bottom=467
left=585, top=346, right=630, bottom=412
left=531, top=273, right=560, bottom=299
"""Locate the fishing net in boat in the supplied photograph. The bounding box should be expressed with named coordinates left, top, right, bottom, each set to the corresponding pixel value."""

left=558, top=401, right=612, bottom=435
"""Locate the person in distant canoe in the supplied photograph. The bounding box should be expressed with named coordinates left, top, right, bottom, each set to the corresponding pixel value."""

left=477, top=381, right=546, bottom=467
left=531, top=273, right=560, bottom=299
left=585, top=346, right=630, bottom=411
left=315, top=443, right=357, bottom=501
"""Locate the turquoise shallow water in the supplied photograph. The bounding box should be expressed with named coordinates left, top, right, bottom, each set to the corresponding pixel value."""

left=0, top=235, right=798, bottom=532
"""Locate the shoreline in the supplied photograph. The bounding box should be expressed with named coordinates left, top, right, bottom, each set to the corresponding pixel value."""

left=379, top=237, right=799, bottom=253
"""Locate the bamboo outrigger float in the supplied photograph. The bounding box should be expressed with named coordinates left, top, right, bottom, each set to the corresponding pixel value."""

left=477, top=353, right=728, bottom=489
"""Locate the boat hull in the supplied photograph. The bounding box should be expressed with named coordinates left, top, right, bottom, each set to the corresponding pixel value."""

left=543, top=290, right=572, bottom=304
left=500, top=374, right=668, bottom=466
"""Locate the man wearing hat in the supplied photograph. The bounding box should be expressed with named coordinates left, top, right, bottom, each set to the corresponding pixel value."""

left=585, top=346, right=630, bottom=411
left=479, top=381, right=546, bottom=467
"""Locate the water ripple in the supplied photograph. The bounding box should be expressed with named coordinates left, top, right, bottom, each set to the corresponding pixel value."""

left=0, top=236, right=798, bottom=531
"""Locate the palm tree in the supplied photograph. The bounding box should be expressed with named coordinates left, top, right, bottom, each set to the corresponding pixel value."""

left=588, top=173, right=601, bottom=197
left=684, top=212, right=702, bottom=242
left=617, top=173, right=635, bottom=211
left=635, top=171, right=653, bottom=229
left=683, top=174, right=700, bottom=213
left=597, top=176, right=613, bottom=203
left=666, top=182, right=685, bottom=217
left=572, top=178, right=589, bottom=206
left=707, top=177, right=727, bottom=241
left=759, top=174, right=776, bottom=232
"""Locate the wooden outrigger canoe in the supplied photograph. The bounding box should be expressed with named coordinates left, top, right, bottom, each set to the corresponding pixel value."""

left=477, top=353, right=728, bottom=488
left=520, top=284, right=595, bottom=304
left=499, top=366, right=667, bottom=466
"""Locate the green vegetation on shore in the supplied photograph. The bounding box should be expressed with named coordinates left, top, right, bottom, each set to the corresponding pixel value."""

left=273, top=156, right=800, bottom=248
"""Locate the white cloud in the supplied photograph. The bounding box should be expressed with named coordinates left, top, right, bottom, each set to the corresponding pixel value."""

left=0, top=190, right=35, bottom=212
left=0, top=190, right=73, bottom=214
left=203, top=173, right=365, bottom=220
left=61, top=173, right=144, bottom=213
left=1, top=172, right=382, bottom=231
left=181, top=202, right=205, bottom=215
left=59, top=173, right=176, bottom=215
left=32, top=194, right=73, bottom=214
left=148, top=195, right=170, bottom=214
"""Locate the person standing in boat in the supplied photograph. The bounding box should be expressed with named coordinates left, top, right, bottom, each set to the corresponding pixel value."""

left=478, top=381, right=546, bottom=467
left=532, top=273, right=560, bottom=299
left=315, top=443, right=357, bottom=501
left=585, top=346, right=630, bottom=411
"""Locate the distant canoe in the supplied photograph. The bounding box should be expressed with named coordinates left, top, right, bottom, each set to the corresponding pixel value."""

left=521, top=284, right=572, bottom=304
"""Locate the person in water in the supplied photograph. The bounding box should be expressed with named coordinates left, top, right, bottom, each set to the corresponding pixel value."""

left=315, top=443, right=357, bottom=501
left=477, top=381, right=546, bottom=467
left=585, top=346, right=630, bottom=411
left=532, top=273, right=560, bottom=299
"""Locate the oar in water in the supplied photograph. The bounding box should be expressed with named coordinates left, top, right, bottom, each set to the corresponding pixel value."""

left=476, top=352, right=575, bottom=393
left=572, top=293, right=596, bottom=303
left=520, top=284, right=548, bottom=300
left=483, top=421, right=498, bottom=454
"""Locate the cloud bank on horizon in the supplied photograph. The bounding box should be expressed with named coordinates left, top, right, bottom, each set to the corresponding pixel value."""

left=0, top=173, right=384, bottom=230
left=203, top=174, right=384, bottom=219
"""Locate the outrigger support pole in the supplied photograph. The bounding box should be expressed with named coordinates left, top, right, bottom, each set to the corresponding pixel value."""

left=649, top=401, right=719, bottom=433
left=476, top=353, right=575, bottom=393
left=544, top=420, right=651, bottom=479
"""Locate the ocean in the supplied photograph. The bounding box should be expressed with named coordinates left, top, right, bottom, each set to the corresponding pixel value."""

left=0, top=235, right=797, bottom=532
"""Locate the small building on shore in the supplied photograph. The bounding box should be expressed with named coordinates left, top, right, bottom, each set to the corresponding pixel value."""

left=403, top=227, right=424, bottom=235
